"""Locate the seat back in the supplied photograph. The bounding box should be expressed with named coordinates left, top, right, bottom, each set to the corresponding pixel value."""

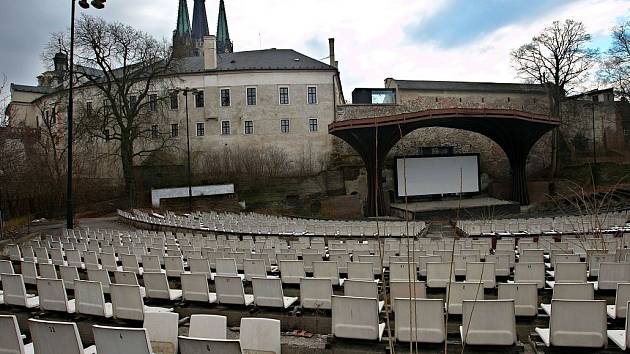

left=554, top=262, right=587, bottom=283
left=0, top=260, right=15, bottom=277
left=2, top=274, right=28, bottom=306
left=389, top=262, right=418, bottom=282
left=164, top=256, right=184, bottom=277
left=300, top=277, right=333, bottom=310
left=143, top=272, right=171, bottom=299
left=215, top=258, right=238, bottom=276
left=39, top=263, right=57, bottom=280
left=144, top=312, right=179, bottom=354
left=332, top=296, right=381, bottom=340
left=549, top=300, right=607, bottom=347
left=59, top=265, right=80, bottom=290
left=100, top=253, right=118, bottom=272
left=75, top=280, right=107, bottom=317
left=465, top=262, right=496, bottom=288
left=214, top=275, right=246, bottom=304
left=110, top=284, right=145, bottom=321
left=552, top=282, right=594, bottom=300
left=497, top=282, right=538, bottom=316
left=358, top=255, right=382, bottom=275
left=614, top=283, right=630, bottom=318
left=347, top=262, right=373, bottom=281
left=394, top=298, right=444, bottom=343
left=29, top=319, right=84, bottom=354
left=426, top=262, right=455, bottom=288
left=390, top=281, right=427, bottom=303
left=21, top=261, right=37, bottom=284
left=141, top=255, right=162, bottom=273
left=114, top=270, right=139, bottom=286
left=93, top=325, right=152, bottom=354
left=240, top=317, right=281, bottom=354
left=188, top=258, right=211, bottom=276
left=344, top=279, right=378, bottom=299
left=65, top=250, right=82, bottom=268
left=87, top=269, right=111, bottom=292
left=181, top=273, right=211, bottom=302
left=312, top=261, right=340, bottom=284
left=278, top=260, right=305, bottom=284
left=446, top=282, right=484, bottom=315
left=599, top=262, right=630, bottom=290
left=37, top=278, right=70, bottom=313
left=243, top=259, right=266, bottom=281
left=252, top=277, right=284, bottom=307
left=83, top=251, right=100, bottom=270
left=7, top=244, right=21, bottom=261
left=0, top=315, right=27, bottom=354
left=188, top=314, right=227, bottom=339
left=178, top=336, right=241, bottom=354
left=514, top=262, right=545, bottom=288
left=461, top=300, right=517, bottom=345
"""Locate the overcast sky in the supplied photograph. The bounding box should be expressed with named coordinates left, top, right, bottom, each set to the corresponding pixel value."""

left=1, top=0, right=629, bottom=99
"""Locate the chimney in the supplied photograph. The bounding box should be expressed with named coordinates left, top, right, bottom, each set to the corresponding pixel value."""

left=203, top=35, right=217, bottom=70
left=328, top=38, right=336, bottom=68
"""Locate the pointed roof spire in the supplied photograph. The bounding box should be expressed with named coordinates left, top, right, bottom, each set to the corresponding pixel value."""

left=192, top=0, right=210, bottom=42
left=216, top=0, right=233, bottom=53
left=175, top=0, right=192, bottom=36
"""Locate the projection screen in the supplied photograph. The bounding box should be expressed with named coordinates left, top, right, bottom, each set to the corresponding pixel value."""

left=396, top=155, right=480, bottom=197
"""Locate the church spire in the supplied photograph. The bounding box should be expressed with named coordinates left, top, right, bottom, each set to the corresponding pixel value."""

left=192, top=0, right=210, bottom=43
left=172, top=0, right=193, bottom=58
left=216, top=0, right=233, bottom=53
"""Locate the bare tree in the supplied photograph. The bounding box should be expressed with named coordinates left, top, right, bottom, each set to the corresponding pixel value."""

left=0, top=74, right=8, bottom=127
left=44, top=15, right=179, bottom=205
left=511, top=19, right=598, bottom=178
left=600, top=21, right=630, bottom=100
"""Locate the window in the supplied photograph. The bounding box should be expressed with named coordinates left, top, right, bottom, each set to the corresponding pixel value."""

left=246, top=87, right=257, bottom=106
left=151, top=125, right=159, bottom=138
left=129, top=95, right=137, bottom=108
left=279, top=87, right=289, bottom=105
left=280, top=119, right=290, bottom=133
left=104, top=129, right=110, bottom=141
left=244, top=120, right=253, bottom=135
left=171, top=123, right=179, bottom=137
left=195, top=90, right=204, bottom=108
left=221, top=121, right=231, bottom=135
left=170, top=92, right=179, bottom=110
left=220, top=88, right=231, bottom=107
left=309, top=118, right=318, bottom=132
left=307, top=86, right=317, bottom=104
left=86, top=101, right=93, bottom=115
left=196, top=122, right=205, bottom=136
left=149, top=94, right=157, bottom=112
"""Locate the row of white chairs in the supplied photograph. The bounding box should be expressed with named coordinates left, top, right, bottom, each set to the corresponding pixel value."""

left=1, top=313, right=281, bottom=354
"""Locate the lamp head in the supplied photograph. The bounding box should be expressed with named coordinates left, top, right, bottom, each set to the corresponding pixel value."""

left=78, top=0, right=90, bottom=9
left=91, top=0, right=106, bottom=9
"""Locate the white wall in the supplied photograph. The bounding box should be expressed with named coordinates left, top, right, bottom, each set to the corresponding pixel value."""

left=396, top=155, right=479, bottom=196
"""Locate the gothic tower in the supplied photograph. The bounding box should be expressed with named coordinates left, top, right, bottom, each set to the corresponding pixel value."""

left=191, top=0, right=210, bottom=56
left=216, top=0, right=233, bottom=54
left=172, top=0, right=193, bottom=58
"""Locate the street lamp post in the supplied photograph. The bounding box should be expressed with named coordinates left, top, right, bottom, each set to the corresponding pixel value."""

left=179, top=87, right=197, bottom=212
left=591, top=102, right=597, bottom=165
left=66, top=0, right=106, bottom=230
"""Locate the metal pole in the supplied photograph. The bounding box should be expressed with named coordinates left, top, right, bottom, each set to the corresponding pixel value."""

left=592, top=103, right=597, bottom=165
left=184, top=91, right=193, bottom=212
left=66, top=0, right=76, bottom=230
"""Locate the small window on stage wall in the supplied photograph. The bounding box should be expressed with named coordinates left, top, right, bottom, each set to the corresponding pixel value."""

left=221, top=121, right=231, bottom=135
left=170, top=92, right=179, bottom=110
left=279, top=87, right=289, bottom=105
left=149, top=94, right=157, bottom=112
left=307, top=86, right=317, bottom=104
left=247, top=87, right=257, bottom=105
left=195, top=90, right=204, bottom=108
left=280, top=119, right=289, bottom=133
left=244, top=120, right=253, bottom=135
left=151, top=125, right=159, bottom=138
left=309, top=118, right=318, bottom=132
left=220, top=88, right=231, bottom=106
left=196, top=122, right=205, bottom=136
left=171, top=123, right=179, bottom=137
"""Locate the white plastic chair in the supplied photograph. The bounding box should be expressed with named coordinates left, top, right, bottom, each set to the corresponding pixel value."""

left=243, top=258, right=268, bottom=282
left=445, top=281, right=484, bottom=315
left=300, top=277, right=333, bottom=310
left=143, top=272, right=182, bottom=300
left=74, top=280, right=112, bottom=318
left=331, top=295, right=385, bottom=341
left=87, top=268, right=111, bottom=293
left=394, top=298, right=445, bottom=343
left=344, top=279, right=384, bottom=312
left=279, top=260, right=305, bottom=284
left=541, top=282, right=594, bottom=316
left=20, top=261, right=38, bottom=285
left=164, top=256, right=185, bottom=278
left=608, top=283, right=630, bottom=319
left=389, top=281, right=427, bottom=305
left=0, top=315, right=34, bottom=354
left=110, top=284, right=172, bottom=321
left=465, top=262, right=496, bottom=288
left=240, top=317, right=281, bottom=354
left=497, top=282, right=538, bottom=316
left=2, top=274, right=39, bottom=308
left=460, top=299, right=517, bottom=345
left=36, top=278, right=75, bottom=313
left=546, top=262, right=587, bottom=288
left=181, top=272, right=217, bottom=303
left=426, top=262, right=455, bottom=288
left=313, top=261, right=344, bottom=286
left=346, top=262, right=375, bottom=282
left=252, top=277, right=298, bottom=308
left=144, top=312, right=179, bottom=354
left=59, top=265, right=80, bottom=290
left=598, top=262, right=630, bottom=290
left=513, top=262, right=545, bottom=288
left=29, top=319, right=96, bottom=354
left=93, top=325, right=152, bottom=354
left=608, top=302, right=630, bottom=350
left=214, top=275, right=254, bottom=306
left=178, top=336, right=241, bottom=354
left=535, top=299, right=607, bottom=348
left=188, top=314, right=227, bottom=339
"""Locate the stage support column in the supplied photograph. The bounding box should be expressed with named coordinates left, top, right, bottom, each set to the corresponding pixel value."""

left=509, top=154, right=529, bottom=205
